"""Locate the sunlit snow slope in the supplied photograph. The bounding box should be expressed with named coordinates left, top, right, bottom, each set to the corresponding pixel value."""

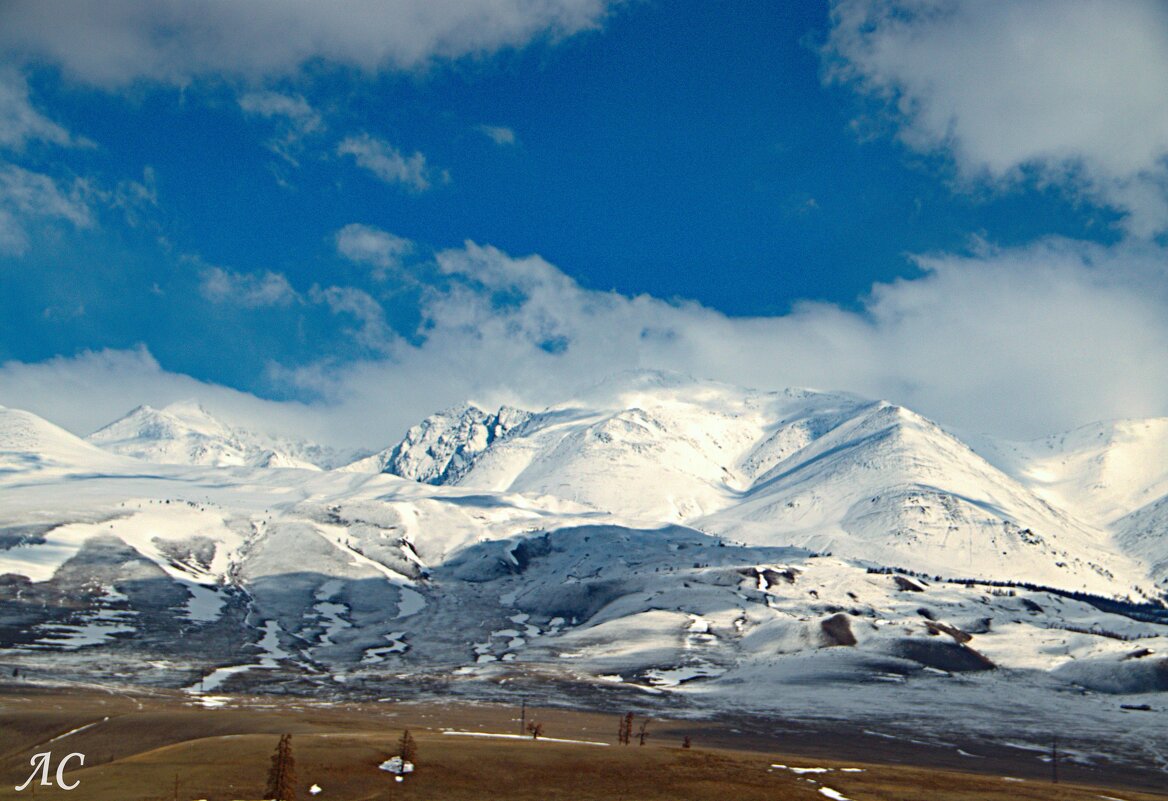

left=3, top=372, right=1166, bottom=721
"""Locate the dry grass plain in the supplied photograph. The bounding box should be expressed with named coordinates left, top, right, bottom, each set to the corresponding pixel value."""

left=0, top=683, right=1163, bottom=801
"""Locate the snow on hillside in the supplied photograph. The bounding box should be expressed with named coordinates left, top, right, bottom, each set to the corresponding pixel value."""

left=981, top=418, right=1168, bottom=527
left=86, top=401, right=327, bottom=470
left=1114, top=494, right=1168, bottom=587
left=360, top=373, right=1146, bottom=595
left=1, top=373, right=1166, bottom=751
left=442, top=375, right=872, bottom=524
left=0, top=405, right=130, bottom=472
left=339, top=403, right=531, bottom=481
left=702, top=402, right=1142, bottom=596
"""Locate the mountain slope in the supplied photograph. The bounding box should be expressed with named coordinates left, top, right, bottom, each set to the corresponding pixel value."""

left=87, top=401, right=324, bottom=470
left=0, top=405, right=129, bottom=472
left=702, top=402, right=1138, bottom=593
left=2, top=383, right=1167, bottom=749
left=370, top=373, right=1141, bottom=594
left=1114, top=492, right=1168, bottom=587
left=440, top=374, right=871, bottom=523
left=981, top=418, right=1168, bottom=527
left=339, top=403, right=532, bottom=482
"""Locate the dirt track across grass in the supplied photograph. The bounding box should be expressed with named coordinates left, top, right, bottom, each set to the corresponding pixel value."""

left=0, top=683, right=1164, bottom=801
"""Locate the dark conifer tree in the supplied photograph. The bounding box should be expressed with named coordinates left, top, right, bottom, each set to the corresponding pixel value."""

left=265, top=734, right=296, bottom=801
left=398, top=729, right=418, bottom=765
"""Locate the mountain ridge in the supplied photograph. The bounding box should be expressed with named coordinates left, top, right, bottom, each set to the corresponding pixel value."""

left=86, top=400, right=343, bottom=470
left=2, top=376, right=1167, bottom=740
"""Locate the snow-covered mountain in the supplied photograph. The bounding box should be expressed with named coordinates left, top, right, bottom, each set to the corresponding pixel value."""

left=0, top=405, right=130, bottom=472
left=86, top=400, right=331, bottom=470
left=360, top=373, right=1145, bottom=594
left=339, top=403, right=532, bottom=482
left=981, top=417, right=1168, bottom=527
left=702, top=402, right=1136, bottom=594
left=397, top=374, right=871, bottom=521
left=1, top=374, right=1166, bottom=754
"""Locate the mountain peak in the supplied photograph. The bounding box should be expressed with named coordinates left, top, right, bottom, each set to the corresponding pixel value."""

left=0, top=406, right=125, bottom=470
left=86, top=401, right=322, bottom=470
left=339, top=403, right=533, bottom=482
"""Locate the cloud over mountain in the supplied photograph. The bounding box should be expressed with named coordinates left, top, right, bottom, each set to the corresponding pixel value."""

left=3, top=237, right=1166, bottom=450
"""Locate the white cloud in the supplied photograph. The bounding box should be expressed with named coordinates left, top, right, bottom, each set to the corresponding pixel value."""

left=0, top=163, right=92, bottom=254
left=197, top=257, right=403, bottom=351
left=0, top=0, right=614, bottom=87
left=337, top=134, right=435, bottom=191
left=239, top=91, right=322, bottom=134
left=335, top=223, right=414, bottom=280
left=109, top=166, right=158, bottom=228
left=308, top=285, right=400, bottom=354
left=825, top=0, right=1168, bottom=237
left=0, top=68, right=79, bottom=150
left=5, top=238, right=1166, bottom=451
left=476, top=124, right=516, bottom=146
left=239, top=90, right=324, bottom=166
left=199, top=266, right=299, bottom=308
left=0, top=346, right=330, bottom=443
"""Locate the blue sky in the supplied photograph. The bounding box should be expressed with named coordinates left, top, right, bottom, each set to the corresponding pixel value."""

left=1, top=0, right=1167, bottom=448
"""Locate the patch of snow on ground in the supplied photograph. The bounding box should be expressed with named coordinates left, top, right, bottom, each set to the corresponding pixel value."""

left=645, top=665, right=725, bottom=687
left=182, top=582, right=227, bottom=623
left=314, top=601, right=351, bottom=648
left=190, top=695, right=230, bottom=708
left=396, top=587, right=425, bottom=618
left=442, top=731, right=609, bottom=746
left=185, top=619, right=289, bottom=693
left=819, top=789, right=851, bottom=801
left=47, top=717, right=108, bottom=742
left=21, top=586, right=136, bottom=651
left=362, top=632, right=409, bottom=663
left=189, top=664, right=254, bottom=694
left=256, top=618, right=291, bottom=663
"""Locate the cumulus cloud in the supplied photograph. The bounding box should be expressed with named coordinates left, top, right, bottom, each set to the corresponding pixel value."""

left=476, top=124, right=516, bottom=146
left=338, top=134, right=435, bottom=191
left=825, top=0, right=1168, bottom=237
left=199, top=266, right=299, bottom=308
left=0, top=163, right=93, bottom=254
left=0, top=0, right=614, bottom=87
left=4, top=238, right=1166, bottom=451
left=335, top=223, right=414, bottom=280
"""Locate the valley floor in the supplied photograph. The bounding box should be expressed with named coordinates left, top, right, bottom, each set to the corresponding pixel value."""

left=0, top=682, right=1164, bottom=801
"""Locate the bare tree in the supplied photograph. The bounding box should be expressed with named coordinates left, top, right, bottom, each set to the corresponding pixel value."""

left=527, top=721, right=544, bottom=739
left=637, top=719, right=650, bottom=746
left=682, top=736, right=691, bottom=749
left=619, top=712, right=634, bottom=745
left=397, top=730, right=418, bottom=765
left=265, top=734, right=296, bottom=801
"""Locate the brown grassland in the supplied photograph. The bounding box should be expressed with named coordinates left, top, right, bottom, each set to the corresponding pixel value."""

left=0, top=683, right=1163, bottom=801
